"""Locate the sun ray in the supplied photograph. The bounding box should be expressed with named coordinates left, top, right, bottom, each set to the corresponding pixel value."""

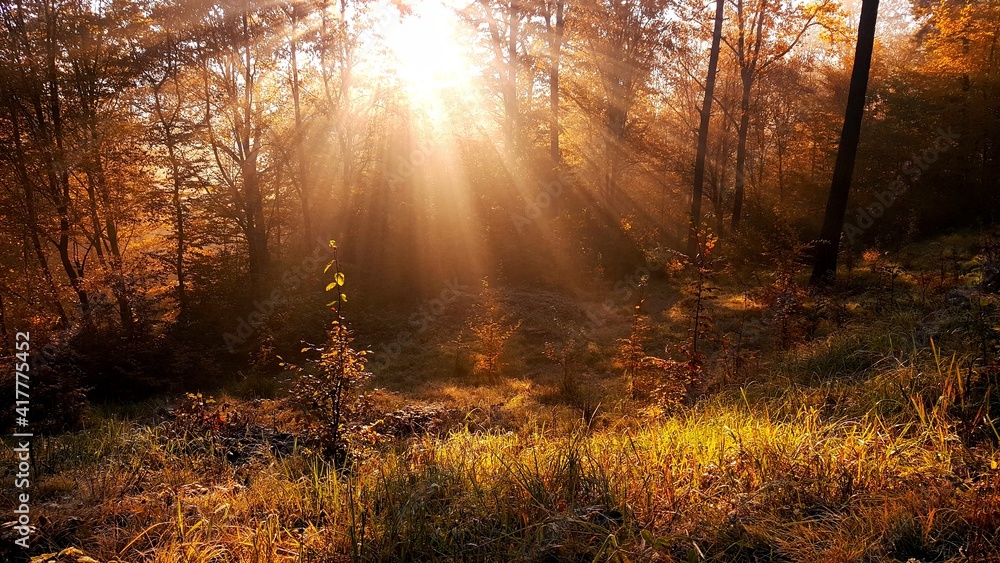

left=377, top=0, right=480, bottom=118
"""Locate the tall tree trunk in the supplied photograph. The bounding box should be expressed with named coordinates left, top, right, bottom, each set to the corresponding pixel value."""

left=731, top=74, right=753, bottom=230
left=243, top=156, right=270, bottom=290
left=480, top=0, right=518, bottom=157
left=506, top=1, right=519, bottom=155
left=689, top=0, right=725, bottom=257
left=710, top=134, right=728, bottom=237
left=547, top=1, right=564, bottom=166
left=289, top=6, right=313, bottom=246
left=241, top=11, right=270, bottom=294
left=166, top=140, right=187, bottom=312
left=44, top=1, right=89, bottom=315
left=152, top=51, right=188, bottom=314
left=606, top=105, right=626, bottom=201
left=338, top=0, right=354, bottom=196
left=811, top=0, right=880, bottom=285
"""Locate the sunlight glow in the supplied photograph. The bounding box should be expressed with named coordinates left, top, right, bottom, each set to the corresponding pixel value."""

left=380, top=1, right=478, bottom=113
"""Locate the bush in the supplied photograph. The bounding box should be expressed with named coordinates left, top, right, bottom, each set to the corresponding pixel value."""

left=468, top=279, right=521, bottom=382
left=285, top=242, right=371, bottom=465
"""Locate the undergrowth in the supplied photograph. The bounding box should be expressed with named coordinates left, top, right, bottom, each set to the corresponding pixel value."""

left=3, top=234, right=1000, bottom=562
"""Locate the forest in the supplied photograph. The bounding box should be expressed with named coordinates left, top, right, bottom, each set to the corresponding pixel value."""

left=1, top=0, right=999, bottom=560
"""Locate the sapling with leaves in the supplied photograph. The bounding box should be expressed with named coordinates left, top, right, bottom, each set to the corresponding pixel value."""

left=544, top=322, right=585, bottom=397
left=615, top=276, right=650, bottom=399
left=283, top=241, right=370, bottom=464
left=469, top=278, right=521, bottom=382
left=756, top=233, right=813, bottom=348
left=612, top=274, right=700, bottom=412
left=644, top=231, right=721, bottom=410
left=683, top=230, right=720, bottom=366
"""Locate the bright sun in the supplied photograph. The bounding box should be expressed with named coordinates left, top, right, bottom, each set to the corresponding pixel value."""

left=380, top=0, right=477, bottom=111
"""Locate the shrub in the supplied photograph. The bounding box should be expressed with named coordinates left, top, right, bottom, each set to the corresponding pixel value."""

left=285, top=241, right=371, bottom=464
left=468, top=279, right=521, bottom=382
left=615, top=276, right=650, bottom=399
left=544, top=324, right=584, bottom=397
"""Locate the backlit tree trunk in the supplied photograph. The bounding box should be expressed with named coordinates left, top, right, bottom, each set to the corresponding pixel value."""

left=732, top=74, right=753, bottom=229
left=811, top=0, right=880, bottom=284
left=287, top=2, right=313, bottom=245
left=689, top=0, right=725, bottom=256
left=546, top=1, right=565, bottom=166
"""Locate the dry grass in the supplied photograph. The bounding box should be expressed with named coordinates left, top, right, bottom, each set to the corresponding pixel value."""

left=4, top=239, right=1000, bottom=562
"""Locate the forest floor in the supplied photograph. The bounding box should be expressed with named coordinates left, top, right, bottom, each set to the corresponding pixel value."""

left=3, top=231, right=1000, bottom=562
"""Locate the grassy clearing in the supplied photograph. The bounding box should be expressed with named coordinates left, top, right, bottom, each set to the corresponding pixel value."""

left=4, top=237, right=1000, bottom=562
left=7, top=387, right=996, bottom=562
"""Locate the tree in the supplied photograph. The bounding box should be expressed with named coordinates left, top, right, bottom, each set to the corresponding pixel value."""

left=474, top=0, right=529, bottom=156
left=0, top=0, right=95, bottom=321
left=811, top=0, right=880, bottom=284
left=0, top=0, right=69, bottom=326
left=197, top=0, right=279, bottom=294
left=142, top=0, right=203, bottom=314
left=543, top=0, right=565, bottom=166
left=315, top=0, right=361, bottom=198
left=66, top=0, right=150, bottom=335
left=580, top=0, right=671, bottom=202
left=282, top=0, right=313, bottom=245
left=689, top=0, right=725, bottom=257
left=723, top=0, right=831, bottom=230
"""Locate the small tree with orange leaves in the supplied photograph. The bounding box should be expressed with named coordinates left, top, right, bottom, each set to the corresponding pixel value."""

left=648, top=230, right=720, bottom=412
left=468, top=279, right=521, bottom=382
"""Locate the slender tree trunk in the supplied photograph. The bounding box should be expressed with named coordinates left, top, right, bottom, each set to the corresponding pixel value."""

left=166, top=140, right=187, bottom=312
left=606, top=104, right=626, bottom=201
left=289, top=6, right=313, bottom=245
left=732, top=74, right=753, bottom=230
left=338, top=0, right=354, bottom=195
left=506, top=1, right=519, bottom=155
left=152, top=57, right=188, bottom=314
left=547, top=1, right=564, bottom=166
left=82, top=177, right=106, bottom=264
left=44, top=2, right=89, bottom=315
left=711, top=135, right=728, bottom=236
left=319, top=0, right=350, bottom=200
left=811, top=0, right=880, bottom=285
left=689, top=0, right=725, bottom=257
left=56, top=200, right=89, bottom=315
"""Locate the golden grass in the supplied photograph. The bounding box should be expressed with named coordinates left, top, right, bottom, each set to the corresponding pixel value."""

left=8, top=367, right=996, bottom=562
left=7, top=239, right=1000, bottom=562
